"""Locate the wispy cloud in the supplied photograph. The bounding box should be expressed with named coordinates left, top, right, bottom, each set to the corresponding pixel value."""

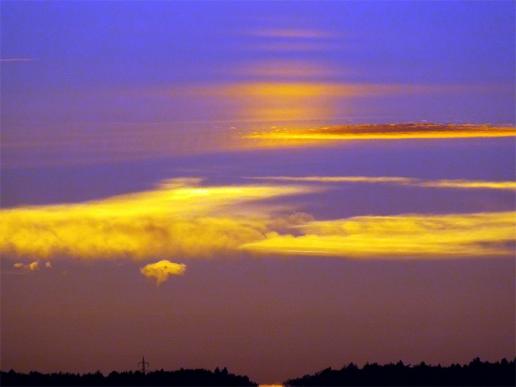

left=247, top=26, right=338, bottom=52
left=236, top=60, right=341, bottom=80
left=244, top=123, right=516, bottom=146
left=241, top=211, right=516, bottom=258
left=140, top=260, right=186, bottom=285
left=251, top=176, right=516, bottom=191
left=0, top=57, right=34, bottom=63
left=248, top=28, right=333, bottom=39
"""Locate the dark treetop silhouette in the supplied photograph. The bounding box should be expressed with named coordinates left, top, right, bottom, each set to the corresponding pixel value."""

left=0, top=367, right=256, bottom=386
left=284, top=358, right=515, bottom=386
left=1, top=358, right=515, bottom=386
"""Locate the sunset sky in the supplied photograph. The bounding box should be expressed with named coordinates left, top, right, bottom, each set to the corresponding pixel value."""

left=1, top=1, right=515, bottom=384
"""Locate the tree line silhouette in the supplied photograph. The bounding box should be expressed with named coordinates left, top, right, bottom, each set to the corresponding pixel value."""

left=284, top=358, right=515, bottom=386
left=0, top=367, right=256, bottom=386
left=1, top=358, right=514, bottom=386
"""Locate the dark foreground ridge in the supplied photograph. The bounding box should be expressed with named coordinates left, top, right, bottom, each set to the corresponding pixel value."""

left=284, top=358, right=515, bottom=386
left=0, top=367, right=257, bottom=386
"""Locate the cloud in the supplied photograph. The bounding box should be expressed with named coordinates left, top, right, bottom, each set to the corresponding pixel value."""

left=250, top=176, right=516, bottom=191
left=236, top=60, right=341, bottom=81
left=248, top=28, right=333, bottom=39
left=240, top=211, right=516, bottom=258
left=1, top=178, right=513, bottom=262
left=13, top=260, right=51, bottom=271
left=244, top=123, right=516, bottom=146
left=0, top=178, right=313, bottom=261
left=0, top=57, right=33, bottom=63
left=246, top=27, right=338, bottom=52
left=140, top=260, right=186, bottom=285
left=419, top=179, right=516, bottom=191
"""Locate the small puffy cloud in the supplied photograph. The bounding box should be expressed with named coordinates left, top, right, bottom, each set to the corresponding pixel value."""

left=13, top=260, right=52, bottom=271
left=140, top=260, right=186, bottom=285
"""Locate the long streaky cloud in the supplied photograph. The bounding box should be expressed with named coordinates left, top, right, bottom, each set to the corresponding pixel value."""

left=0, top=57, right=34, bottom=63
left=240, top=211, right=516, bottom=258
left=244, top=123, right=516, bottom=145
left=250, top=176, right=516, bottom=191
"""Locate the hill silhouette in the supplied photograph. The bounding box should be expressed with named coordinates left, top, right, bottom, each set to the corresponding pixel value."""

left=284, top=357, right=515, bottom=386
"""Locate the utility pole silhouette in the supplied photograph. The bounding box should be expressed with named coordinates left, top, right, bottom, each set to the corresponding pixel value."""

left=138, top=356, right=150, bottom=374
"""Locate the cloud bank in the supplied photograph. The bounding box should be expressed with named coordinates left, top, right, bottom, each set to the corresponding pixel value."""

left=0, top=179, right=513, bottom=262
left=0, top=178, right=312, bottom=261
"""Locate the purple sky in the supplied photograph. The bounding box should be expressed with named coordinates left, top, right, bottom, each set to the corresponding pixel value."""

left=1, top=1, right=515, bottom=384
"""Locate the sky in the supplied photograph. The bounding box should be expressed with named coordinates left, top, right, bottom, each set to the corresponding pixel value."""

left=1, top=1, right=515, bottom=384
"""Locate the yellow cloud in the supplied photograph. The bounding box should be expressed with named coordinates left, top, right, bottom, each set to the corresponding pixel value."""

left=251, top=176, right=516, bottom=191
left=420, top=179, right=516, bottom=191
left=0, top=178, right=313, bottom=261
left=240, top=211, right=516, bottom=258
left=244, top=123, right=516, bottom=147
left=1, top=178, right=513, bottom=262
left=140, top=260, right=186, bottom=285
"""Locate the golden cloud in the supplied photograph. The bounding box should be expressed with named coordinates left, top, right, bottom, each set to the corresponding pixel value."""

left=240, top=211, right=516, bottom=258
left=251, top=176, right=516, bottom=191
left=244, top=123, right=516, bottom=146
left=0, top=178, right=313, bottom=261
left=1, top=179, right=513, bottom=262
left=140, top=260, right=186, bottom=285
